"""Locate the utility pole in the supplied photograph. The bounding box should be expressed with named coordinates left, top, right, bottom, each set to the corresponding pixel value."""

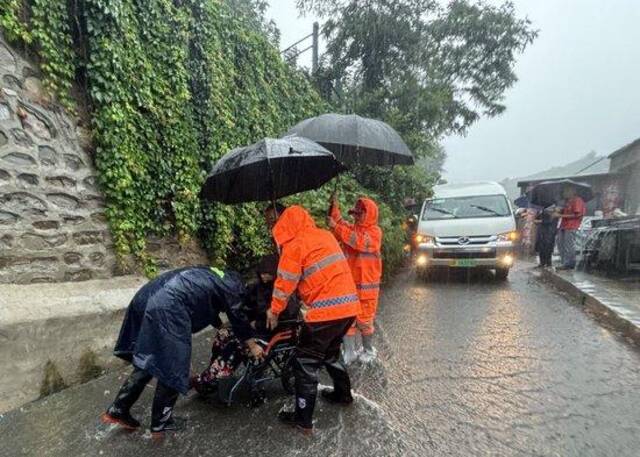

left=312, top=22, right=319, bottom=74
left=282, top=23, right=320, bottom=73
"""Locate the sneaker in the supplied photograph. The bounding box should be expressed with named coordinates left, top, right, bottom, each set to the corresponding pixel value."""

left=359, top=347, right=377, bottom=364
left=101, top=409, right=141, bottom=430
left=150, top=416, right=187, bottom=436
left=277, top=411, right=313, bottom=435
left=321, top=389, right=353, bottom=405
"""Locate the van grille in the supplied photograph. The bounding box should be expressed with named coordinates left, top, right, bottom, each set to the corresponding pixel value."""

left=437, top=236, right=493, bottom=246
left=433, top=250, right=496, bottom=259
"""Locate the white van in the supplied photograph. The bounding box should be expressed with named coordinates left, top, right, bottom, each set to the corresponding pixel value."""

left=414, top=182, right=518, bottom=280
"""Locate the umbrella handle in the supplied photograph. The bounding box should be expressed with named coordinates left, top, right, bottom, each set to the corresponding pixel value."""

left=328, top=176, right=341, bottom=216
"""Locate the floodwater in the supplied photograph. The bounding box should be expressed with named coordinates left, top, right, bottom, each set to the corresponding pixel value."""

left=1, top=264, right=640, bottom=456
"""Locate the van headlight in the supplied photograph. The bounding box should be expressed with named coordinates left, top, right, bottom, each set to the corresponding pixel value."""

left=414, top=234, right=435, bottom=244
left=416, top=255, right=428, bottom=266
left=497, top=231, right=518, bottom=242
left=501, top=254, right=514, bottom=266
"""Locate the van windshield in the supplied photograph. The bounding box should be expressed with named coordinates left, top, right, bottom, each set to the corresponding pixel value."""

left=422, top=195, right=511, bottom=220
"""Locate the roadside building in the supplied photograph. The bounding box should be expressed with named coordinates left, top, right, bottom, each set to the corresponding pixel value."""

left=608, top=138, right=640, bottom=216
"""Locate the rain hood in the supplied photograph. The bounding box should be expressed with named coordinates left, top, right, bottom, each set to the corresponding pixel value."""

left=272, top=205, right=316, bottom=246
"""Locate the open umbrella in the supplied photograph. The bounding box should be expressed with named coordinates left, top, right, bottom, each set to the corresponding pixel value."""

left=514, top=195, right=543, bottom=210
left=529, top=179, right=594, bottom=207
left=284, top=113, right=414, bottom=167
left=201, top=135, right=345, bottom=204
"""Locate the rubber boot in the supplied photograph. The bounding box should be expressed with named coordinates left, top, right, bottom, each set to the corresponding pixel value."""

left=323, top=357, right=353, bottom=404
left=341, top=335, right=359, bottom=366
left=281, top=356, right=320, bottom=432
left=102, top=368, right=151, bottom=430
left=359, top=334, right=377, bottom=364
left=150, top=381, right=183, bottom=436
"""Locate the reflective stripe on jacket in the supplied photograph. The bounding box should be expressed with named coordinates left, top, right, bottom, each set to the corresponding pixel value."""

left=270, top=206, right=360, bottom=323
left=330, top=197, right=383, bottom=301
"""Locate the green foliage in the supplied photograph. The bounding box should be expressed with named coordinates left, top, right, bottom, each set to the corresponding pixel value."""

left=0, top=0, right=32, bottom=44
left=298, top=0, right=537, bottom=168
left=40, top=360, right=67, bottom=397
left=77, top=349, right=103, bottom=383
left=1, top=0, right=323, bottom=274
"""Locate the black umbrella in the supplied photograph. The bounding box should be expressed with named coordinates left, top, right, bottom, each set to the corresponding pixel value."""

left=201, top=135, right=345, bottom=204
left=284, top=113, right=414, bottom=167
left=529, top=179, right=594, bottom=207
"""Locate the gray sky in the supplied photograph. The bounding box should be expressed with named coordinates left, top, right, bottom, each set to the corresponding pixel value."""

left=266, top=0, right=640, bottom=183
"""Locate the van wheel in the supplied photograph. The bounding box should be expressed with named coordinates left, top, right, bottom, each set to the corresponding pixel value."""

left=495, top=268, right=509, bottom=281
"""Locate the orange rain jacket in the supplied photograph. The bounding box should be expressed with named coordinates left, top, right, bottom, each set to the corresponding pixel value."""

left=329, top=198, right=383, bottom=301
left=270, top=206, right=360, bottom=323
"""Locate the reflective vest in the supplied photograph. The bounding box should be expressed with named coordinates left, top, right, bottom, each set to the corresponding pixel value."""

left=270, top=206, right=360, bottom=323
left=329, top=198, right=383, bottom=301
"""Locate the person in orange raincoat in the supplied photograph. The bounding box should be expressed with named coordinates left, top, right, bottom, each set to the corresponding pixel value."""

left=265, top=205, right=360, bottom=434
left=328, top=196, right=383, bottom=364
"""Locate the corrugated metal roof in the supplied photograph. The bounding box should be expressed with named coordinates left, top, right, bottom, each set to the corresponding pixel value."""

left=517, top=172, right=617, bottom=188
left=609, top=137, right=640, bottom=159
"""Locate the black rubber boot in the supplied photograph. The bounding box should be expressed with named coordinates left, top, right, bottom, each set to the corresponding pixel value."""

left=277, top=411, right=313, bottom=435
left=292, top=356, right=321, bottom=430
left=321, top=388, right=353, bottom=405
left=101, top=409, right=141, bottom=430
left=151, top=416, right=187, bottom=436
left=150, top=381, right=181, bottom=435
left=324, top=357, right=353, bottom=403
left=103, top=367, right=152, bottom=430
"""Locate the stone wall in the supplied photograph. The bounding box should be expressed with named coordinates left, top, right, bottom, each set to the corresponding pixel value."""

left=0, top=35, right=118, bottom=284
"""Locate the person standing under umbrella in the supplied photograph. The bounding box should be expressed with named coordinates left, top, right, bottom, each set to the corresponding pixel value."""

left=265, top=205, right=360, bottom=434
left=554, top=185, right=586, bottom=270
left=328, top=196, right=383, bottom=364
left=534, top=207, right=558, bottom=268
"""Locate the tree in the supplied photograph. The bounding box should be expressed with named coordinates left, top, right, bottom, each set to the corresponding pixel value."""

left=296, top=0, right=537, bottom=167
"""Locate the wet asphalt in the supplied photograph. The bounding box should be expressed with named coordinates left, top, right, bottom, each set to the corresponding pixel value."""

left=1, top=264, right=640, bottom=457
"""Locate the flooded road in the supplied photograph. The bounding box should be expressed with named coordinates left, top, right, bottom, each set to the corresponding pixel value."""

left=2, top=264, right=640, bottom=456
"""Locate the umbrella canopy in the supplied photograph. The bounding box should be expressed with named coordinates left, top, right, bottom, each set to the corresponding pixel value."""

left=284, top=113, right=414, bottom=167
left=529, top=179, right=594, bottom=207
left=201, top=135, right=345, bottom=204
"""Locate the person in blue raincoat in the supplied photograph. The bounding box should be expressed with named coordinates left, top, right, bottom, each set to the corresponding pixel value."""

left=101, top=266, right=264, bottom=435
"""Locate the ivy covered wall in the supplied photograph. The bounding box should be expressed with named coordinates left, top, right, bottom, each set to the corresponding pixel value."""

left=1, top=0, right=324, bottom=275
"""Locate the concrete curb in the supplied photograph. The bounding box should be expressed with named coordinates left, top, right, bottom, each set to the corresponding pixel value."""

left=538, top=269, right=640, bottom=346
left=0, top=277, right=145, bottom=414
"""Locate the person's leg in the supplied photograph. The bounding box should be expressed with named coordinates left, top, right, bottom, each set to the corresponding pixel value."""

left=565, top=230, right=577, bottom=268
left=548, top=231, right=557, bottom=266
left=542, top=246, right=551, bottom=267
left=103, top=367, right=152, bottom=429
left=540, top=231, right=552, bottom=267
left=556, top=229, right=565, bottom=266
left=358, top=300, right=378, bottom=362
left=150, top=381, right=182, bottom=434
left=290, top=355, right=322, bottom=430
left=278, top=322, right=331, bottom=432
left=323, top=317, right=355, bottom=404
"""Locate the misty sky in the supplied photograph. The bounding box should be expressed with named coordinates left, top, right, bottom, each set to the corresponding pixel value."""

left=266, top=0, right=640, bottom=183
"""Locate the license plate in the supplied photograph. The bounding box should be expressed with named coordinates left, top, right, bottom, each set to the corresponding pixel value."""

left=450, top=259, right=477, bottom=267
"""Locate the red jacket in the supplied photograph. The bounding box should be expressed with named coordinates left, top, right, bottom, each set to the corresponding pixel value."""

left=270, top=206, right=360, bottom=323
left=559, top=196, right=586, bottom=230
left=330, top=198, right=383, bottom=301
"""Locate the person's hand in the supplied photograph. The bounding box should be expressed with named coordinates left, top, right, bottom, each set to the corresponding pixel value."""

left=246, top=339, right=264, bottom=361
left=266, top=308, right=279, bottom=330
